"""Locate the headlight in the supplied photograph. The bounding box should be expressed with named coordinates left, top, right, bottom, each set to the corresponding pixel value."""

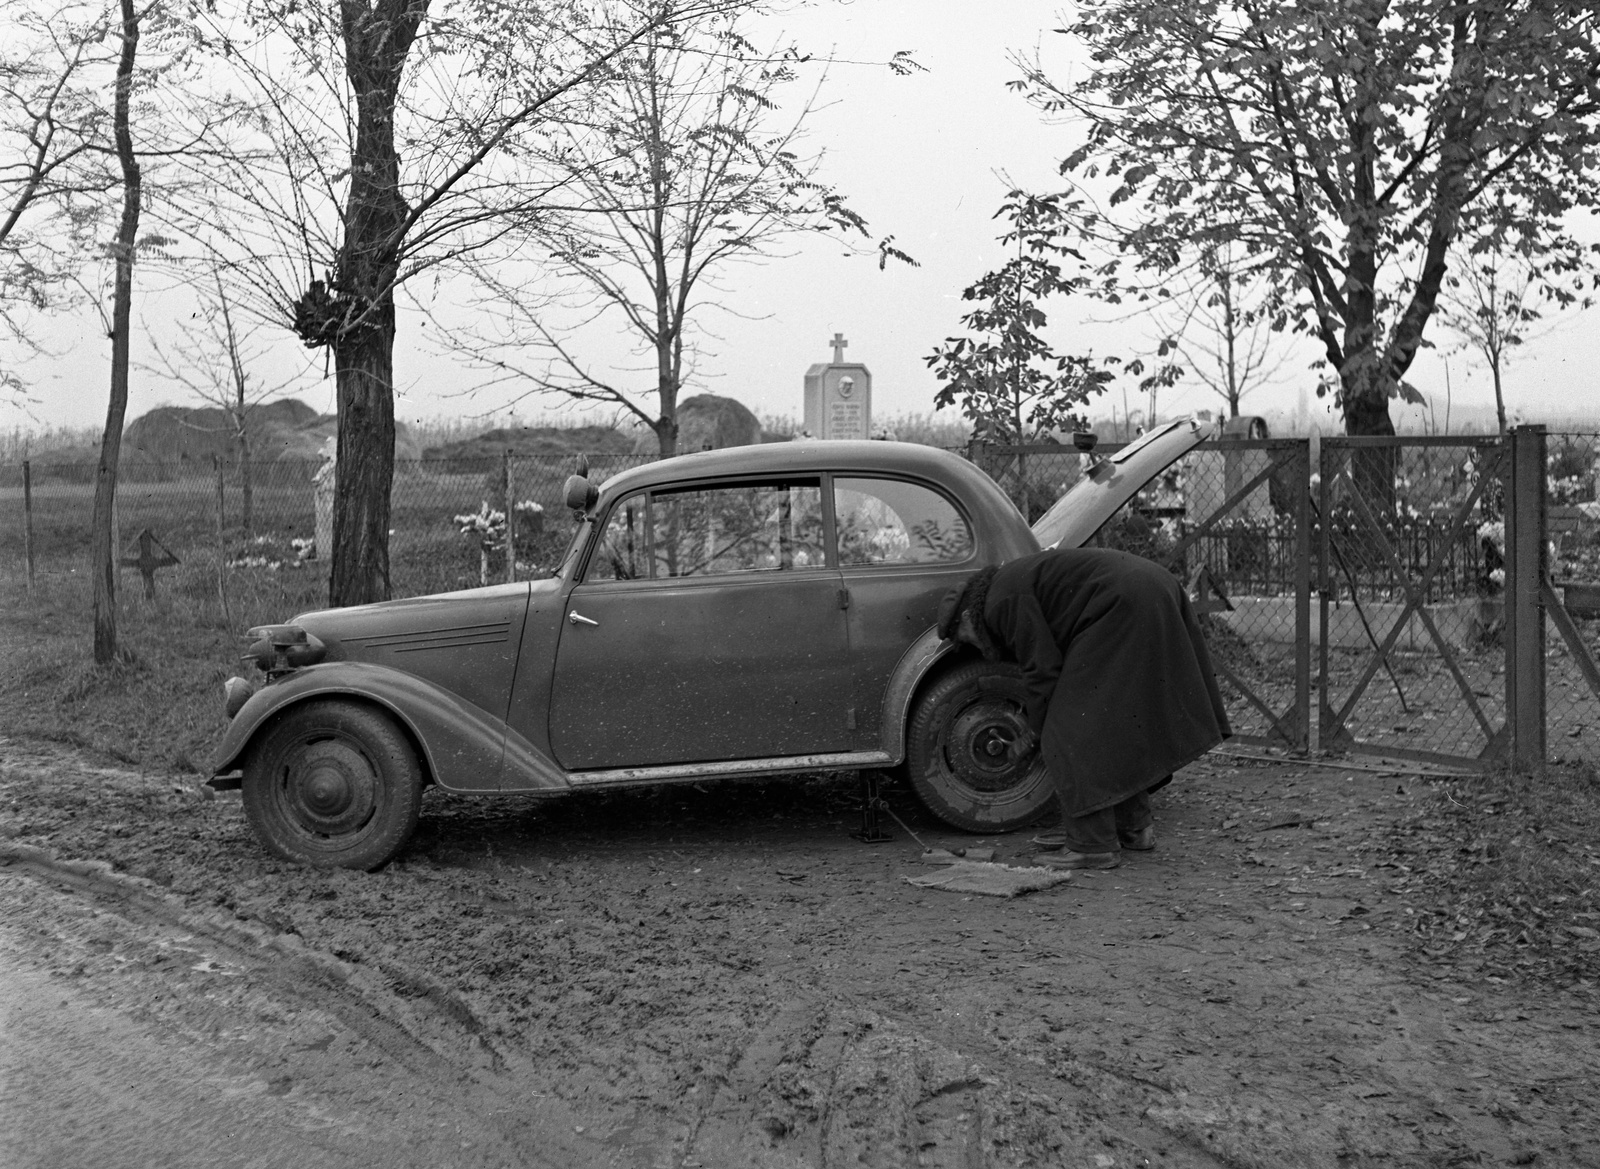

left=223, top=676, right=255, bottom=718
left=241, top=624, right=327, bottom=676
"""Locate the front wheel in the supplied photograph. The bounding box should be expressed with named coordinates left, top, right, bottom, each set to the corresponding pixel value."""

left=905, top=661, right=1056, bottom=833
left=242, top=700, right=423, bottom=870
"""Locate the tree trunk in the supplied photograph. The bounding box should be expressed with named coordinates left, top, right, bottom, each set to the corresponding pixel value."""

left=324, top=0, right=425, bottom=607
left=91, top=0, right=141, bottom=664
left=329, top=326, right=396, bottom=605
left=1343, top=381, right=1398, bottom=517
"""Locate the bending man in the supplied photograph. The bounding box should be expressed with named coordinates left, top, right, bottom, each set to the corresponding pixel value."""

left=937, top=548, right=1230, bottom=869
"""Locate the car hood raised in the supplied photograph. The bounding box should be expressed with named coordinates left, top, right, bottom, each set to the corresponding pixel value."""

left=1030, top=417, right=1210, bottom=550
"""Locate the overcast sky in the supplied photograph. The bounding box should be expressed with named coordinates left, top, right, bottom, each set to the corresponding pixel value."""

left=6, top=0, right=1598, bottom=440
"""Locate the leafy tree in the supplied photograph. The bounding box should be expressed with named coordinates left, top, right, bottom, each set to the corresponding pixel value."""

left=1017, top=0, right=1600, bottom=447
left=926, top=190, right=1112, bottom=445
left=436, top=17, right=917, bottom=457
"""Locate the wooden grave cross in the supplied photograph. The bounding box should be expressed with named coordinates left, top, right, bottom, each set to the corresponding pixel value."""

left=119, top=528, right=180, bottom=599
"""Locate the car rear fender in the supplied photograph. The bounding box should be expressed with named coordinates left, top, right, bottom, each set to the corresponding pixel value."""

left=209, top=661, right=569, bottom=794
left=877, top=626, right=962, bottom=763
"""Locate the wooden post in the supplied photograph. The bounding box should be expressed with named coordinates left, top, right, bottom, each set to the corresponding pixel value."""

left=1506, top=425, right=1546, bottom=774
left=214, top=455, right=230, bottom=623
left=1292, top=441, right=1311, bottom=753
left=22, top=460, right=35, bottom=591
left=503, top=448, right=516, bottom=584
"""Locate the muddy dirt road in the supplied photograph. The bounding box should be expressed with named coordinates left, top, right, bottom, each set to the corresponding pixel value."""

left=1, top=738, right=1596, bottom=1168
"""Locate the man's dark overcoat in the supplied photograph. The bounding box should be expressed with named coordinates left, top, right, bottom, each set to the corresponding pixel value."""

left=980, top=548, right=1230, bottom=817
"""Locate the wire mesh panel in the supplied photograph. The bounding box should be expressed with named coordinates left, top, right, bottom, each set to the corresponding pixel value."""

left=1543, top=432, right=1600, bottom=764
left=1153, top=440, right=1311, bottom=752
left=1317, top=436, right=1508, bottom=767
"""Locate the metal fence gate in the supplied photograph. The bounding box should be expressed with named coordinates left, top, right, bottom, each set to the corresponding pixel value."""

left=1316, top=435, right=1510, bottom=768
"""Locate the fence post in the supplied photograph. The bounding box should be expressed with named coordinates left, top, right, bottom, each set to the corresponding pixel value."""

left=1293, top=440, right=1311, bottom=753
left=1506, top=425, right=1547, bottom=773
left=503, top=449, right=516, bottom=584
left=22, top=459, right=35, bottom=591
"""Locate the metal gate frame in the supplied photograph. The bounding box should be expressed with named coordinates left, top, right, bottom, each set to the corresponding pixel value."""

left=1316, top=435, right=1509, bottom=769
left=1165, top=438, right=1312, bottom=753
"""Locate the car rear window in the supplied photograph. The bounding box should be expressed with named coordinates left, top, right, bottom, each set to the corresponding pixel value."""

left=834, top=477, right=973, bottom=566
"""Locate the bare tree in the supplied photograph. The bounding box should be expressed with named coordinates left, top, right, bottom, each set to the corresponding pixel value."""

left=434, top=16, right=916, bottom=457
left=89, top=0, right=143, bottom=663
left=0, top=0, right=117, bottom=402
left=1147, top=246, right=1290, bottom=421
left=187, top=0, right=751, bottom=605
left=143, top=266, right=305, bottom=530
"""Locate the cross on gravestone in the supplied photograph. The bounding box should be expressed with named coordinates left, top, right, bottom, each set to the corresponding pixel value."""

left=119, top=528, right=180, bottom=600
left=830, top=332, right=848, bottom=364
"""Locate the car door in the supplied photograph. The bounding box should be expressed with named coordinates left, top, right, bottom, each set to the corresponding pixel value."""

left=833, top=475, right=979, bottom=749
left=548, top=478, right=853, bottom=770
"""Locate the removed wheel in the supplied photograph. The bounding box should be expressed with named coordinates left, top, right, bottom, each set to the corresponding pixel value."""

left=242, top=699, right=423, bottom=870
left=906, top=660, right=1055, bottom=832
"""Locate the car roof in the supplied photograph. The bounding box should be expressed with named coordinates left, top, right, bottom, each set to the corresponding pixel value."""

left=599, top=440, right=994, bottom=496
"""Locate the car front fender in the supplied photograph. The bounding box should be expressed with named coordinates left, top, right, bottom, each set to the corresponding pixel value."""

left=877, top=627, right=960, bottom=763
left=210, top=662, right=568, bottom=794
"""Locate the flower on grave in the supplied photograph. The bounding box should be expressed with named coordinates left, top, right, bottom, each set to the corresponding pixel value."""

left=290, top=536, right=316, bottom=563
left=514, top=500, right=544, bottom=517
left=1477, top=520, right=1505, bottom=554
left=455, top=501, right=507, bottom=550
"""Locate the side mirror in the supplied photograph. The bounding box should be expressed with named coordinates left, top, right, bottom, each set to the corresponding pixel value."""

left=1072, top=431, right=1099, bottom=453
left=563, top=474, right=598, bottom=513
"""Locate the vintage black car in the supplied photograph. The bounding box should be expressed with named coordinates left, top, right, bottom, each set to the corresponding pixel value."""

left=211, top=420, right=1206, bottom=868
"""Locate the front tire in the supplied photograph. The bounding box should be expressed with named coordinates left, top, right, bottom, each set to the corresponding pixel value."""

left=242, top=700, right=423, bottom=870
left=906, top=661, right=1056, bottom=833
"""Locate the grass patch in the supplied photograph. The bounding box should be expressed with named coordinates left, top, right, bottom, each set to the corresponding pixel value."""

left=1389, top=763, right=1600, bottom=988
left=0, top=567, right=278, bottom=773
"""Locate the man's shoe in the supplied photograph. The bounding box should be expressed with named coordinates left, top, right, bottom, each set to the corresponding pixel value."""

left=1029, top=831, right=1068, bottom=851
left=1034, top=850, right=1120, bottom=870
left=1119, top=826, right=1156, bottom=851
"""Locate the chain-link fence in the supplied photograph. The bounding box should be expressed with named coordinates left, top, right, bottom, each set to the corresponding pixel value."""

left=0, top=454, right=650, bottom=598
left=1545, top=432, right=1600, bottom=765
left=7, top=429, right=1597, bottom=768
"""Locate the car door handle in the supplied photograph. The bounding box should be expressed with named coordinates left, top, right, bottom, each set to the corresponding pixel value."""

left=568, top=610, right=599, bottom=627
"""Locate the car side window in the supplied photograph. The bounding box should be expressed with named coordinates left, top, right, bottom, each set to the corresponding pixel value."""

left=586, top=493, right=650, bottom=581
left=652, top=481, right=825, bottom=578
left=834, top=477, right=973, bottom=566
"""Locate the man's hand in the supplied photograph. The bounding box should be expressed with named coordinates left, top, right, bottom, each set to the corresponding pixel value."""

left=1012, top=729, right=1039, bottom=760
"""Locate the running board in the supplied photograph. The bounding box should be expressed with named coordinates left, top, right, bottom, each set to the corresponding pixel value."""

left=566, top=750, right=895, bottom=789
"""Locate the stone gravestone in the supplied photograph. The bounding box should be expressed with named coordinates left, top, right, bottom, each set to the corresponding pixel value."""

left=803, top=333, right=871, bottom=440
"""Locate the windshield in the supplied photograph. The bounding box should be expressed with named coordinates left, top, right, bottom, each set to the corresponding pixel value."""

left=556, top=517, right=591, bottom=580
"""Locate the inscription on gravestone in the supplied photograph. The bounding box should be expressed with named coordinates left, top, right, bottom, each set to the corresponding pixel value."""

left=803, top=333, right=872, bottom=440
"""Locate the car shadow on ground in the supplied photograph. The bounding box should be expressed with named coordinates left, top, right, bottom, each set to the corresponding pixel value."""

left=405, top=771, right=1012, bottom=868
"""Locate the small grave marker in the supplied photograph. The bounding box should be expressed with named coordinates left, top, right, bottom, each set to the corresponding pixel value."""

left=119, top=528, right=180, bottom=599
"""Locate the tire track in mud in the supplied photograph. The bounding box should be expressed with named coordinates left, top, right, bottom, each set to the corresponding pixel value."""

left=0, top=843, right=618, bottom=1169
left=675, top=982, right=1240, bottom=1169
left=4, top=838, right=1239, bottom=1168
